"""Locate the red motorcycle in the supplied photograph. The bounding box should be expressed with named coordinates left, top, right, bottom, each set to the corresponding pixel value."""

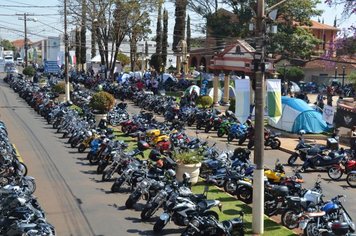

left=327, top=152, right=356, bottom=180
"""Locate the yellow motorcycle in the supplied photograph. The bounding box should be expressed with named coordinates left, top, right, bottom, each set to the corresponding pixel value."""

left=78, top=131, right=99, bottom=153
left=264, top=159, right=286, bottom=183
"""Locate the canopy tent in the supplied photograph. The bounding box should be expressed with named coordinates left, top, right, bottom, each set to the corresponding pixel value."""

left=207, top=88, right=223, bottom=101
left=268, top=97, right=329, bottom=134
left=90, top=54, right=120, bottom=63
left=184, top=85, right=200, bottom=96
left=160, top=73, right=178, bottom=83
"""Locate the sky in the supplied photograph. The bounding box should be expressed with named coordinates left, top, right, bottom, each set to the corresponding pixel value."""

left=0, top=0, right=354, bottom=43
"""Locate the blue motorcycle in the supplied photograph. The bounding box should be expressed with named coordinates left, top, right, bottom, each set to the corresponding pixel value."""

left=227, top=123, right=247, bottom=142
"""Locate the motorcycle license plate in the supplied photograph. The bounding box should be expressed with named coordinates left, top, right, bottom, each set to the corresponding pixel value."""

left=299, top=220, right=308, bottom=229
left=160, top=213, right=170, bottom=221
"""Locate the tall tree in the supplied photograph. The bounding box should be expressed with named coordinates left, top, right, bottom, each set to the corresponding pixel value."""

left=186, top=14, right=191, bottom=52
left=155, top=0, right=163, bottom=69
left=80, top=0, right=87, bottom=68
left=172, top=0, right=188, bottom=53
left=0, top=39, right=15, bottom=51
left=75, top=28, right=81, bottom=67
left=162, top=9, right=169, bottom=67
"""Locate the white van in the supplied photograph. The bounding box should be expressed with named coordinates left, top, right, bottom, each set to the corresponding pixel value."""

left=4, top=55, right=14, bottom=64
left=16, top=57, right=24, bottom=65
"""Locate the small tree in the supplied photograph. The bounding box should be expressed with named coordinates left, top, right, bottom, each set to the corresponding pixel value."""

left=52, top=82, right=66, bottom=94
left=284, top=66, right=305, bottom=82
left=197, top=95, right=213, bottom=108
left=348, top=71, right=356, bottom=90
left=116, top=53, right=130, bottom=67
left=89, top=91, right=115, bottom=114
left=22, top=66, right=36, bottom=77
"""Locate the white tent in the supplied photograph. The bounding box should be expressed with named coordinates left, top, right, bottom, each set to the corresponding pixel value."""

left=207, top=88, right=223, bottom=101
left=184, top=85, right=200, bottom=96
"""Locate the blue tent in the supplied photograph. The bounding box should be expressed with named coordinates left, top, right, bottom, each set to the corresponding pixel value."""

left=268, top=97, right=330, bottom=134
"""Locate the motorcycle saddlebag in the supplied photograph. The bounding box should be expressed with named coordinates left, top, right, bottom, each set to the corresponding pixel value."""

left=331, top=222, right=349, bottom=235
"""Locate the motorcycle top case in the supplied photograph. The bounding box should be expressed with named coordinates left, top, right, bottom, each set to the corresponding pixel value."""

left=331, top=222, right=350, bottom=235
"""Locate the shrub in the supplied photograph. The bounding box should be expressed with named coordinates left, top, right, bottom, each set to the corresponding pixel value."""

left=68, top=105, right=83, bottom=115
left=52, top=82, right=66, bottom=94
left=229, top=98, right=236, bottom=112
left=175, top=150, right=203, bottom=165
left=89, top=91, right=115, bottom=114
left=23, top=66, right=35, bottom=77
left=197, top=95, right=213, bottom=108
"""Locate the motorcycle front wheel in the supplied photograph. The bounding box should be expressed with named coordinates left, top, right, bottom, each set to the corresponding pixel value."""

left=236, top=186, right=252, bottom=204
left=288, top=153, right=299, bottom=166
left=153, top=218, right=168, bottom=233
left=346, top=173, right=356, bottom=188
left=224, top=180, right=238, bottom=194
left=141, top=202, right=159, bottom=221
left=78, top=143, right=86, bottom=153
left=327, top=166, right=343, bottom=180
left=227, top=134, right=234, bottom=142
left=217, top=129, right=224, bottom=137
left=111, top=177, right=125, bottom=193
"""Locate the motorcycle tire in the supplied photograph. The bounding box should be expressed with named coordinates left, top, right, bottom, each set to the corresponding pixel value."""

left=288, top=153, right=299, bottom=166
left=23, top=178, right=36, bottom=194
left=227, top=134, right=234, bottom=142
left=217, top=129, right=224, bottom=138
left=270, top=139, right=281, bottom=149
left=264, top=197, right=278, bottom=217
left=247, top=141, right=254, bottom=149
left=204, top=126, right=210, bottom=133
left=153, top=218, right=168, bottom=233
left=121, top=126, right=128, bottom=134
left=53, top=122, right=59, bottom=129
left=111, top=177, right=124, bottom=193
left=96, top=163, right=107, bottom=174
left=304, top=221, right=320, bottom=236
left=196, top=124, right=202, bottom=130
left=346, top=173, right=356, bottom=188
left=62, top=132, right=69, bottom=139
left=236, top=186, right=252, bottom=204
left=281, top=209, right=299, bottom=229
left=109, top=119, right=117, bottom=126
left=70, top=140, right=78, bottom=148
left=224, top=180, right=238, bottom=194
left=327, top=166, right=343, bottom=180
left=89, top=154, right=100, bottom=165
left=102, top=169, right=114, bottom=182
left=238, top=136, right=247, bottom=145
left=78, top=144, right=86, bottom=153
left=187, top=120, right=194, bottom=127
left=18, top=162, right=28, bottom=176
left=141, top=202, right=159, bottom=221
left=125, top=193, right=141, bottom=209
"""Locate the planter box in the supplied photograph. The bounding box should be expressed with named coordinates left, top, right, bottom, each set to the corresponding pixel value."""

left=94, top=113, right=107, bottom=125
left=176, top=162, right=201, bottom=185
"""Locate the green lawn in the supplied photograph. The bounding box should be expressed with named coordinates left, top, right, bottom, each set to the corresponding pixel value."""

left=192, top=183, right=297, bottom=236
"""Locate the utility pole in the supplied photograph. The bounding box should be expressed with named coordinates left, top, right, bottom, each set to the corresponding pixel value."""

left=17, top=13, right=36, bottom=67
left=252, top=0, right=265, bottom=234
left=64, top=0, right=70, bottom=102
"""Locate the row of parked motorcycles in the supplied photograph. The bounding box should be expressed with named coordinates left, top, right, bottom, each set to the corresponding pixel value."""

left=287, top=132, right=356, bottom=188
left=5, top=75, right=246, bottom=236
left=5, top=73, right=356, bottom=236
left=128, top=91, right=282, bottom=150
left=0, top=119, right=55, bottom=235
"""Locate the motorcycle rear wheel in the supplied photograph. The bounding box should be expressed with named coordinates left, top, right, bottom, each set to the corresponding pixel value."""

left=281, top=209, right=299, bottom=229
left=327, top=166, right=343, bottom=180
left=346, top=173, right=356, bottom=188
left=304, top=222, right=322, bottom=236
left=270, top=139, right=281, bottom=149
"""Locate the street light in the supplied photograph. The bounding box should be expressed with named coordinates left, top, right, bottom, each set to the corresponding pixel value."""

left=342, top=65, right=346, bottom=89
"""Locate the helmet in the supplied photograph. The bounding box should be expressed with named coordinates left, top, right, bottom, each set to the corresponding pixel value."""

left=183, top=172, right=191, bottom=181
left=166, top=169, right=176, bottom=178
left=299, top=130, right=306, bottom=135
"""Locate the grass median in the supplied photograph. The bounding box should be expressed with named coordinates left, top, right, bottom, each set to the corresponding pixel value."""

left=113, top=129, right=296, bottom=236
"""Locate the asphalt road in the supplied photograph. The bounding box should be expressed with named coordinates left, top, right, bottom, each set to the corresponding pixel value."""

left=0, top=78, right=354, bottom=236
left=0, top=79, right=180, bottom=236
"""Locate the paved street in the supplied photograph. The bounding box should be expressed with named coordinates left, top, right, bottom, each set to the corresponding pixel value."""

left=0, top=78, right=355, bottom=236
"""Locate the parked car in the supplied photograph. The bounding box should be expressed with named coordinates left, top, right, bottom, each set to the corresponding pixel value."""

left=16, top=57, right=24, bottom=66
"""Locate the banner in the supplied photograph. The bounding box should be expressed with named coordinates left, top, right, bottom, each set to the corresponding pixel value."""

left=322, top=105, right=335, bottom=124
left=234, top=79, right=250, bottom=123
left=334, top=106, right=355, bottom=128
left=267, top=79, right=282, bottom=123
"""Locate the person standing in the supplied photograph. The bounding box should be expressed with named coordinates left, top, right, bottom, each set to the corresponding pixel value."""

left=350, top=126, right=356, bottom=151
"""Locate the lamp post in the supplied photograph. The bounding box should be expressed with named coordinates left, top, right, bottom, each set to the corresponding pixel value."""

left=199, top=64, right=204, bottom=86
left=334, top=66, right=338, bottom=81
left=64, top=0, right=70, bottom=102
left=342, top=65, right=346, bottom=89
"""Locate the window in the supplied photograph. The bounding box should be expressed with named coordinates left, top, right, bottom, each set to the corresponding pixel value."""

left=235, top=46, right=241, bottom=54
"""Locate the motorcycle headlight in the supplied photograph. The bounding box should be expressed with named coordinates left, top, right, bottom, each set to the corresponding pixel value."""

left=191, top=218, right=200, bottom=228
left=140, top=180, right=149, bottom=188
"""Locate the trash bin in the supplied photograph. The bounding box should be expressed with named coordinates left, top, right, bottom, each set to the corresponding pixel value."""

left=326, top=138, right=339, bottom=150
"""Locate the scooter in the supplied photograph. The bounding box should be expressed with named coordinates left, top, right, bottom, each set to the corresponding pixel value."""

left=299, top=149, right=345, bottom=173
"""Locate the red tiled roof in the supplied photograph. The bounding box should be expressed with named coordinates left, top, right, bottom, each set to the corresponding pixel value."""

left=300, top=20, right=339, bottom=31
left=304, top=56, right=356, bottom=69
left=11, top=39, right=33, bottom=48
